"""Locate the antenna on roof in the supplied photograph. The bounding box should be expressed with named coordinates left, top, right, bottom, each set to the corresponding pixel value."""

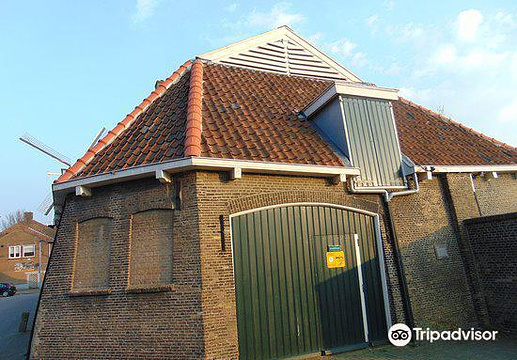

left=88, top=127, right=107, bottom=150
left=19, top=133, right=71, bottom=167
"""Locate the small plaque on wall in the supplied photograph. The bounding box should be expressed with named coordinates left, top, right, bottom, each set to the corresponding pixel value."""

left=435, top=244, right=449, bottom=259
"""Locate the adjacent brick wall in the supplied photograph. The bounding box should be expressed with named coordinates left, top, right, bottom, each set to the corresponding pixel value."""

left=474, top=173, right=517, bottom=217
left=31, top=175, right=205, bottom=359
left=464, top=212, right=517, bottom=333
left=389, top=175, right=477, bottom=329
left=443, top=173, right=492, bottom=328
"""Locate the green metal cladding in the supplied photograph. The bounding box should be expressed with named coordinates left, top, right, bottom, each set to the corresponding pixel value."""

left=340, top=96, right=405, bottom=188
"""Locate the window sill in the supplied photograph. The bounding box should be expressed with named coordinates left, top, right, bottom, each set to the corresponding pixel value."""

left=69, top=288, right=112, bottom=297
left=125, top=284, right=173, bottom=294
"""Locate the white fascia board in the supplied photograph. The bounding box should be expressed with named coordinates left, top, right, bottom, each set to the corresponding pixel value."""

left=304, top=83, right=399, bottom=117
left=191, top=157, right=359, bottom=176
left=416, top=164, right=517, bottom=173
left=53, top=157, right=360, bottom=193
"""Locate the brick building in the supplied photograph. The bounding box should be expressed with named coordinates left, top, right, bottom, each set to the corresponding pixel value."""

left=30, top=27, right=516, bottom=359
left=0, top=212, right=55, bottom=289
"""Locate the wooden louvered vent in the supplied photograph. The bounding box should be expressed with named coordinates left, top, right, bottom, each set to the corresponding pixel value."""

left=199, top=27, right=362, bottom=81
left=219, top=38, right=348, bottom=81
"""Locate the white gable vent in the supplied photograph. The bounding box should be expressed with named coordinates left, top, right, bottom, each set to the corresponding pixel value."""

left=198, top=26, right=363, bottom=82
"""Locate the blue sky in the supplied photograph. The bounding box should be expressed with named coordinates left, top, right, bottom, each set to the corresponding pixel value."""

left=1, top=0, right=515, bottom=224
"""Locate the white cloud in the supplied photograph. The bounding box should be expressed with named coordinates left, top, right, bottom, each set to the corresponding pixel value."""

left=247, top=2, right=305, bottom=28
left=457, top=9, right=483, bottom=42
left=383, top=0, right=395, bottom=11
left=307, top=32, right=323, bottom=44
left=386, top=22, right=425, bottom=43
left=494, top=10, right=515, bottom=27
left=325, top=38, right=367, bottom=68
left=434, top=44, right=457, bottom=65
left=132, top=0, right=161, bottom=24
left=327, top=38, right=357, bottom=57
left=225, top=3, right=238, bottom=13
left=499, top=99, right=517, bottom=123
left=366, top=14, right=379, bottom=35
left=366, top=8, right=515, bottom=144
left=201, top=2, right=305, bottom=47
left=366, top=14, right=379, bottom=27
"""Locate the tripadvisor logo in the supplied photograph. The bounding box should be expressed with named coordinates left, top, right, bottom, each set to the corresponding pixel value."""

left=388, top=323, right=498, bottom=346
left=388, top=323, right=412, bottom=346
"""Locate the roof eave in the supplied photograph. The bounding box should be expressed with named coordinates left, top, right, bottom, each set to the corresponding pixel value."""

left=52, top=157, right=360, bottom=194
left=416, top=164, right=517, bottom=173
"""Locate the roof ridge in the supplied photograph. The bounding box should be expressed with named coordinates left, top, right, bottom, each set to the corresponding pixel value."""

left=0, top=221, right=54, bottom=239
left=56, top=59, right=194, bottom=183
left=184, top=60, right=204, bottom=157
left=399, top=97, right=516, bottom=151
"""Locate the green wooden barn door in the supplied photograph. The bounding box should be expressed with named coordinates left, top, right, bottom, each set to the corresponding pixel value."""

left=231, top=205, right=387, bottom=360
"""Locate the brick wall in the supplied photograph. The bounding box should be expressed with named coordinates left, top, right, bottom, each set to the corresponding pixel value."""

left=31, top=175, right=205, bottom=359
left=129, top=209, right=174, bottom=287
left=73, top=217, right=112, bottom=290
left=194, top=171, right=407, bottom=359
left=32, top=169, right=514, bottom=359
left=474, top=173, right=517, bottom=217
left=389, top=175, right=477, bottom=329
left=464, top=212, right=517, bottom=333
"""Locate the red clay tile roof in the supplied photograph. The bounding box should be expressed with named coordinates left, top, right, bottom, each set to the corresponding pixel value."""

left=57, top=60, right=193, bottom=183
left=394, top=99, right=516, bottom=165
left=58, top=61, right=516, bottom=183
left=200, top=63, right=344, bottom=165
left=68, top=61, right=193, bottom=179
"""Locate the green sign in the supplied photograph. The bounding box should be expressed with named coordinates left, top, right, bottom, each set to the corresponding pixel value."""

left=328, top=245, right=342, bottom=252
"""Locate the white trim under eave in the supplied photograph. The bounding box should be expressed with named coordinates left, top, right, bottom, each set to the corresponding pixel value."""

left=52, top=157, right=360, bottom=193
left=416, top=164, right=517, bottom=174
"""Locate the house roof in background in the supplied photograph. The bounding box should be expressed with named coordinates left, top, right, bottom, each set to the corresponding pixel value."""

left=0, top=214, right=55, bottom=241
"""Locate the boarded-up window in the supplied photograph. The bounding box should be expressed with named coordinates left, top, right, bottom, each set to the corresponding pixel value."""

left=73, top=217, right=112, bottom=290
left=129, top=209, right=173, bottom=286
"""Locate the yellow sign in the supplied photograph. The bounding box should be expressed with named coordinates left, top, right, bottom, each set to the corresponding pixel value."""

left=326, top=251, right=345, bottom=268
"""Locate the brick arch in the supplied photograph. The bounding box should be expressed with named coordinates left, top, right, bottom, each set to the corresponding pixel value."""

left=227, top=190, right=380, bottom=216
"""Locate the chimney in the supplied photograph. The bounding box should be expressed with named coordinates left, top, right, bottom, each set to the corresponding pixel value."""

left=24, top=212, right=33, bottom=222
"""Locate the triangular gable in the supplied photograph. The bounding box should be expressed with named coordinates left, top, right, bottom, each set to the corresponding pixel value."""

left=198, top=26, right=363, bottom=82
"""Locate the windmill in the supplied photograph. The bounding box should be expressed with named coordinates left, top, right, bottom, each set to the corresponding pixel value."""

left=19, top=127, right=107, bottom=216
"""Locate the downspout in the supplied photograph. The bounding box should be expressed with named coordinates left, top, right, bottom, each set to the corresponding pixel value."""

left=348, top=172, right=419, bottom=329
left=388, top=173, right=419, bottom=200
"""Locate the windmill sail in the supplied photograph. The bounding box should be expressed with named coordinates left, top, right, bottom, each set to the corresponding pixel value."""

left=19, top=133, right=71, bottom=167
